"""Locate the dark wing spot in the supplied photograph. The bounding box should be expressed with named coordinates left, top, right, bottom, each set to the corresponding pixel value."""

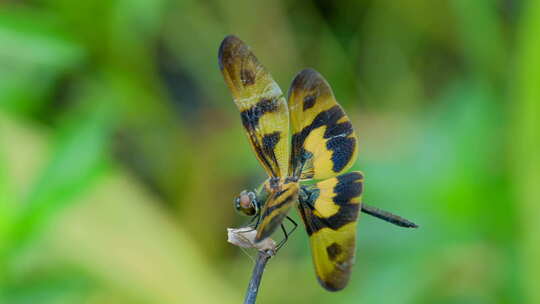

left=261, top=131, right=281, bottom=177
left=257, top=98, right=280, bottom=113
left=218, top=35, right=247, bottom=72
left=326, top=242, right=342, bottom=261
left=297, top=201, right=317, bottom=236
left=297, top=174, right=361, bottom=235
left=303, top=95, right=317, bottom=111
left=290, top=105, right=356, bottom=178
left=240, top=68, right=255, bottom=86
left=327, top=137, right=356, bottom=173
left=240, top=98, right=279, bottom=129
left=251, top=142, right=277, bottom=177
left=334, top=172, right=363, bottom=204
left=262, top=131, right=280, bottom=153
left=325, top=121, right=353, bottom=139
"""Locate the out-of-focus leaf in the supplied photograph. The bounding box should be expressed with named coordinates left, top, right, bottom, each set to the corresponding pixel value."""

left=514, top=1, right=540, bottom=303
left=0, top=136, right=14, bottom=268
left=0, top=8, right=84, bottom=115
left=6, top=105, right=112, bottom=255
left=452, top=0, right=505, bottom=79
left=0, top=9, right=84, bottom=68
left=48, top=169, right=242, bottom=304
left=0, top=268, right=94, bottom=304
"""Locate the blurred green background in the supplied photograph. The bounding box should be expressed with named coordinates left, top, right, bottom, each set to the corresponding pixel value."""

left=0, top=0, right=539, bottom=303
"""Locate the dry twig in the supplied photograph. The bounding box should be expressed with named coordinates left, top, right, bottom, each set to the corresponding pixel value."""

left=228, top=227, right=276, bottom=304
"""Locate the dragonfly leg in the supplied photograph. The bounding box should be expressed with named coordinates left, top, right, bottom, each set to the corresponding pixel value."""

left=276, top=216, right=298, bottom=250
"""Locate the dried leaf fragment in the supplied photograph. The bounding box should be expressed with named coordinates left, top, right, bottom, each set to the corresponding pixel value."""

left=227, top=227, right=276, bottom=253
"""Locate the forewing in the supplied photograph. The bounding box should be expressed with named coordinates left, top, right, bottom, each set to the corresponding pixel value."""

left=297, top=172, right=363, bottom=291
left=255, top=182, right=299, bottom=242
left=219, top=35, right=289, bottom=178
left=288, top=69, right=358, bottom=180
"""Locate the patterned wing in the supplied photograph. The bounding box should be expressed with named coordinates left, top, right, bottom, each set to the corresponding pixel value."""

left=297, top=172, right=363, bottom=291
left=255, top=181, right=299, bottom=242
left=219, top=35, right=289, bottom=178
left=288, top=69, right=358, bottom=180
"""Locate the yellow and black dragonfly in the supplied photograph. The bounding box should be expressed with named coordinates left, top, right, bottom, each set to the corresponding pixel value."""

left=218, top=35, right=417, bottom=291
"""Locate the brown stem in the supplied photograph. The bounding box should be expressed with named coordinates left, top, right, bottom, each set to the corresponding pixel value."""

left=243, top=250, right=273, bottom=304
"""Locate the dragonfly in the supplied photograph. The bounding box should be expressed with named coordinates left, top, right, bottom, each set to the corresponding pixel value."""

left=218, top=35, right=417, bottom=291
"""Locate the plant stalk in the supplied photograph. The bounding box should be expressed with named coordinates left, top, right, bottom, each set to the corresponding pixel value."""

left=244, top=250, right=273, bottom=304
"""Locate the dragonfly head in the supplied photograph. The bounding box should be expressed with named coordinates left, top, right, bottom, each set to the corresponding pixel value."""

left=234, top=190, right=259, bottom=216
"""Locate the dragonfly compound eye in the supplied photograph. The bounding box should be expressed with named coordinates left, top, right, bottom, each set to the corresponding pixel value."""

left=234, top=191, right=257, bottom=216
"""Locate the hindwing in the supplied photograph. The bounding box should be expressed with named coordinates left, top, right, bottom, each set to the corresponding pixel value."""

left=297, top=171, right=363, bottom=291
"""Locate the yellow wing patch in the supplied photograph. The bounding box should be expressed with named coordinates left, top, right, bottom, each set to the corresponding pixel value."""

left=288, top=69, right=358, bottom=181
left=297, top=172, right=363, bottom=291
left=310, top=223, right=357, bottom=291
left=255, top=181, right=299, bottom=242
left=219, top=35, right=290, bottom=177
